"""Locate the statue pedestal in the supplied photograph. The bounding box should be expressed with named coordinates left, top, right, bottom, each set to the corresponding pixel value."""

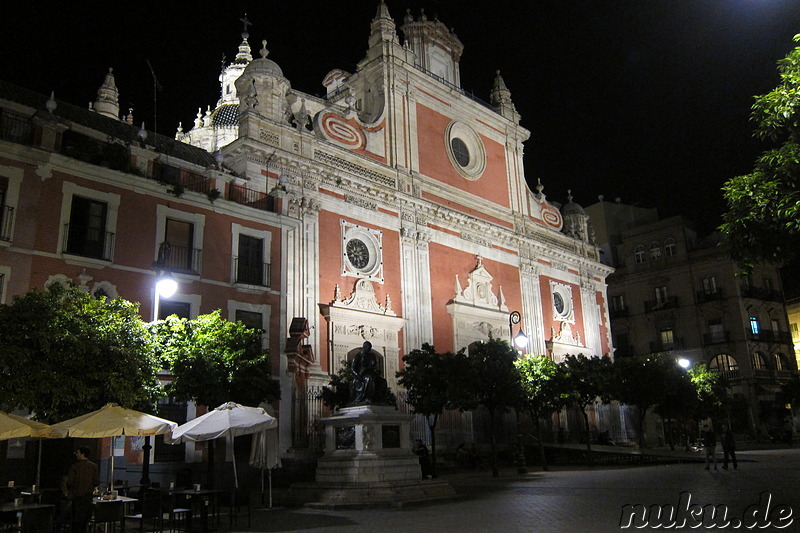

left=288, top=404, right=455, bottom=507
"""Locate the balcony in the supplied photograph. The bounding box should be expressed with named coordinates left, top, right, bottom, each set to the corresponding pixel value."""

left=702, top=331, right=731, bottom=345
left=153, top=241, right=202, bottom=275
left=609, top=307, right=629, bottom=319
left=234, top=257, right=271, bottom=287
left=740, top=285, right=783, bottom=302
left=748, top=330, right=793, bottom=345
left=63, top=223, right=114, bottom=261
left=649, top=338, right=684, bottom=353
left=0, top=205, right=13, bottom=241
left=228, top=183, right=274, bottom=211
left=644, top=296, right=678, bottom=313
left=716, top=369, right=741, bottom=381
left=696, top=288, right=725, bottom=303
left=0, top=110, right=33, bottom=146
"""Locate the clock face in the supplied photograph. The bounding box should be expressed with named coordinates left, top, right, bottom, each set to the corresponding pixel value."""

left=553, top=292, right=565, bottom=314
left=346, top=238, right=370, bottom=269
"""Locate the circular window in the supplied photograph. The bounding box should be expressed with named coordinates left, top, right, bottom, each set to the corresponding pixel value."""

left=451, top=138, right=470, bottom=167
left=445, top=121, right=486, bottom=180
left=553, top=293, right=565, bottom=315
left=346, top=239, right=370, bottom=269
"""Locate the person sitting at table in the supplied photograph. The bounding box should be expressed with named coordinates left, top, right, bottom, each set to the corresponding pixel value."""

left=64, top=446, right=99, bottom=533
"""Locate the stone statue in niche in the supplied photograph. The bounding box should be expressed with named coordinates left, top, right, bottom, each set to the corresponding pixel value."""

left=349, top=341, right=389, bottom=406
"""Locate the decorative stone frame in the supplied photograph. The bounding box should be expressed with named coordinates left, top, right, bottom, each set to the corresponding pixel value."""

left=550, top=280, right=575, bottom=323
left=341, top=220, right=383, bottom=282
left=319, top=279, right=403, bottom=391
left=444, top=121, right=486, bottom=180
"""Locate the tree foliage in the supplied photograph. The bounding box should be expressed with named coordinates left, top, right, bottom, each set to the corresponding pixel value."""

left=0, top=284, right=162, bottom=422
left=152, top=310, right=279, bottom=408
left=559, top=354, right=613, bottom=461
left=397, top=343, right=462, bottom=477
left=453, top=337, right=524, bottom=477
left=721, top=34, right=800, bottom=269
left=687, top=364, right=730, bottom=420
left=516, top=354, right=569, bottom=470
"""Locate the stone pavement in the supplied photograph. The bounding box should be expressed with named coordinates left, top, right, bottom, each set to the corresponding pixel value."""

left=229, top=447, right=800, bottom=532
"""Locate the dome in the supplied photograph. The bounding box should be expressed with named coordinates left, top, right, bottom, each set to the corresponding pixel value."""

left=211, top=104, right=239, bottom=127
left=560, top=191, right=586, bottom=217
left=243, top=40, right=283, bottom=78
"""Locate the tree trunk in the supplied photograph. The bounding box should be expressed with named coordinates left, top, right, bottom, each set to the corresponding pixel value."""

left=428, top=414, right=439, bottom=478
left=490, top=409, right=499, bottom=477
left=581, top=408, right=593, bottom=465
left=531, top=412, right=548, bottom=471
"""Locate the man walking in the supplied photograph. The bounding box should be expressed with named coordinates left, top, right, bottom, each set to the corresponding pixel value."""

left=721, top=424, right=737, bottom=470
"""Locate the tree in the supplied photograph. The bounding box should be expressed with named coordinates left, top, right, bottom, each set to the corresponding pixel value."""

left=559, top=354, right=613, bottom=464
left=688, top=364, right=730, bottom=422
left=515, top=354, right=569, bottom=471
left=611, top=354, right=686, bottom=450
left=0, top=284, right=162, bottom=422
left=654, top=362, right=697, bottom=451
left=721, top=34, right=800, bottom=270
left=397, top=344, right=462, bottom=478
left=452, top=337, right=524, bottom=477
left=152, top=310, right=279, bottom=408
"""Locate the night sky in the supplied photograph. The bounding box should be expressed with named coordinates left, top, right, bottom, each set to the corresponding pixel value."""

left=3, top=1, right=800, bottom=235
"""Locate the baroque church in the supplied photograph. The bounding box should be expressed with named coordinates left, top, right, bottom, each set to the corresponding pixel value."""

left=0, top=2, right=613, bottom=467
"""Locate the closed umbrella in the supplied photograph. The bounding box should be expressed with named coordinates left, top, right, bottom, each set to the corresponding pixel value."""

left=248, top=429, right=280, bottom=507
left=47, top=404, right=177, bottom=485
left=169, top=402, right=277, bottom=488
left=0, top=412, right=52, bottom=487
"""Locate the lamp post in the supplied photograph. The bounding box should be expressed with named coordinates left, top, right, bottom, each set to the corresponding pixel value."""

left=142, top=272, right=178, bottom=486
left=509, top=311, right=529, bottom=474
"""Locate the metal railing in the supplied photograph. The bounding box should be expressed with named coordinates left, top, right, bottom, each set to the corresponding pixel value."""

left=644, top=296, right=678, bottom=312
left=228, top=183, right=273, bottom=211
left=748, top=330, right=793, bottom=344
left=740, top=285, right=783, bottom=302
left=153, top=241, right=202, bottom=275
left=0, top=110, right=33, bottom=146
left=702, top=331, right=731, bottom=345
left=233, top=258, right=271, bottom=287
left=0, top=205, right=13, bottom=241
left=696, top=289, right=725, bottom=303
left=62, top=223, right=114, bottom=261
left=649, top=338, right=684, bottom=353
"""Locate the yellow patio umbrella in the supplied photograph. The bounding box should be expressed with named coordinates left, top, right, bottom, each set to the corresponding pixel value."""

left=0, top=412, right=52, bottom=487
left=47, top=403, right=177, bottom=485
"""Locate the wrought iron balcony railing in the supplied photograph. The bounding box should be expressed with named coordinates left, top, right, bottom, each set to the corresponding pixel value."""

left=62, top=223, right=114, bottom=261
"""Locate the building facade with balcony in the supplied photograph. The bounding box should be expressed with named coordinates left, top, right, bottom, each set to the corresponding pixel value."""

left=586, top=200, right=796, bottom=436
left=0, top=3, right=613, bottom=468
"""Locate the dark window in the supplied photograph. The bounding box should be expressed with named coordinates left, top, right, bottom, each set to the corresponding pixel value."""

left=654, top=286, right=668, bottom=304
left=235, top=310, right=263, bottom=332
left=451, top=138, right=470, bottom=167
left=154, top=399, right=187, bottom=463
left=160, top=218, right=197, bottom=273
left=236, top=234, right=264, bottom=285
left=702, top=276, right=717, bottom=295
left=66, top=196, right=109, bottom=259
left=634, top=246, right=645, bottom=264
left=158, top=300, right=190, bottom=320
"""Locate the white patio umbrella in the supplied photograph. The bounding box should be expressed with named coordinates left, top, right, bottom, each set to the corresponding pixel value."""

left=0, top=412, right=52, bottom=488
left=169, top=402, right=277, bottom=488
left=248, top=429, right=280, bottom=507
left=47, top=403, right=178, bottom=485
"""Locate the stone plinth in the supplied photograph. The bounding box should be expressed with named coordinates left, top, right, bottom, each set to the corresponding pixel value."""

left=288, top=404, right=456, bottom=507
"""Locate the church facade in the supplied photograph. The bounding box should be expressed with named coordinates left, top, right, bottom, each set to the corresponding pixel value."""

left=0, top=4, right=612, bottom=460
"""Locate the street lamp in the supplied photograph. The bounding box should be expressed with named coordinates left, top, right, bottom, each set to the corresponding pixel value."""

left=143, top=272, right=179, bottom=486
left=509, top=311, right=529, bottom=474
left=678, top=358, right=691, bottom=369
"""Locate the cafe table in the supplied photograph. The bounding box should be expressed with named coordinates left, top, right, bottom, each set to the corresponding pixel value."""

left=0, top=501, right=55, bottom=531
left=170, top=488, right=225, bottom=532
left=92, top=495, right=138, bottom=532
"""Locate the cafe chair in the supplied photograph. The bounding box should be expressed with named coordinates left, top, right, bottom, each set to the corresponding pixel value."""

left=124, top=490, right=162, bottom=533
left=89, top=499, right=123, bottom=533
left=159, top=493, right=190, bottom=533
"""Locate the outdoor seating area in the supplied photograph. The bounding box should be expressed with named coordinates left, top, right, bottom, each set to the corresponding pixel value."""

left=0, top=404, right=278, bottom=532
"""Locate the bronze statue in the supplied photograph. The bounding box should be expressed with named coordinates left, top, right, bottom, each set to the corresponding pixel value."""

left=349, top=341, right=388, bottom=405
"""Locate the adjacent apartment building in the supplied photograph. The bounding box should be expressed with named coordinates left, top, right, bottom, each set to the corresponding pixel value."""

left=586, top=199, right=796, bottom=436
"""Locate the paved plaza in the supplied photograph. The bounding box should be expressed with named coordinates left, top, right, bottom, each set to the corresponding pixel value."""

left=235, top=447, right=800, bottom=532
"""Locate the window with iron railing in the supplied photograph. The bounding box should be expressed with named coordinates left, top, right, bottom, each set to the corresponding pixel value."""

left=0, top=204, right=13, bottom=242
left=63, top=196, right=114, bottom=260
left=709, top=353, right=740, bottom=379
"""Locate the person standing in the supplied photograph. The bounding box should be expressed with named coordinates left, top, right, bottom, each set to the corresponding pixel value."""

left=413, top=438, right=431, bottom=478
left=65, top=446, right=99, bottom=533
left=702, top=425, right=718, bottom=471
left=721, top=424, right=737, bottom=470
